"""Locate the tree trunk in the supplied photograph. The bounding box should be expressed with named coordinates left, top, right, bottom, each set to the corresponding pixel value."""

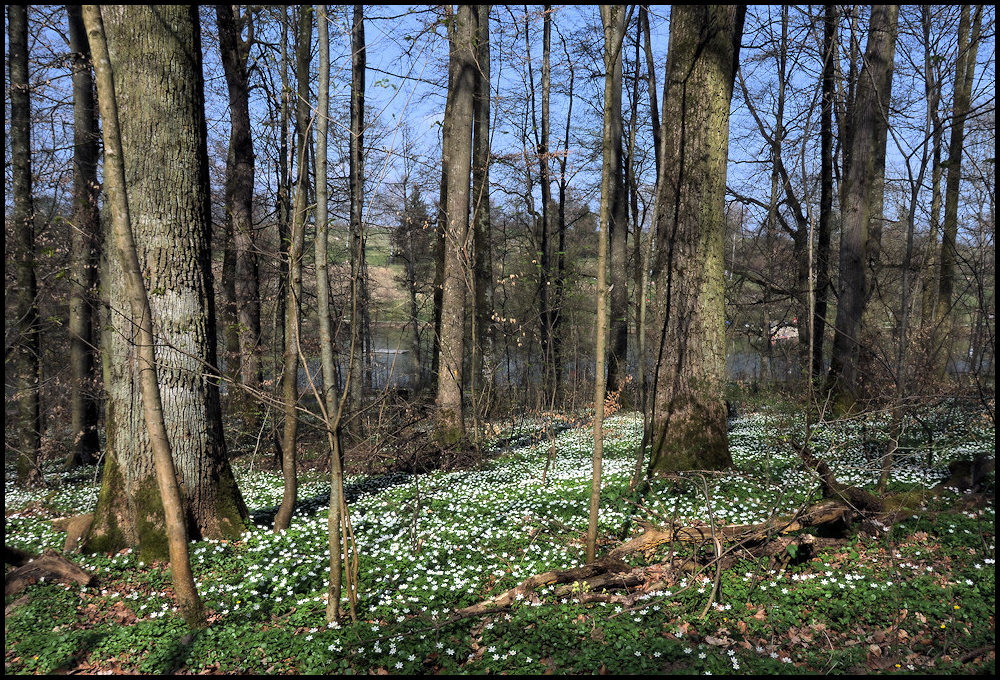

left=316, top=3, right=345, bottom=623
left=552, top=29, right=575, bottom=403
left=632, top=4, right=661, bottom=485
left=919, top=6, right=943, bottom=331
left=538, top=5, right=554, bottom=401
left=640, top=5, right=661, bottom=177
left=349, top=3, right=371, bottom=407
left=82, top=4, right=208, bottom=627
left=471, top=4, right=493, bottom=407
left=812, top=4, right=837, bottom=381
left=933, top=4, right=982, bottom=377
left=920, top=5, right=944, bottom=329
left=605, top=7, right=629, bottom=395
left=270, top=13, right=292, bottom=465
left=274, top=5, right=312, bottom=533
left=85, top=5, right=247, bottom=559
left=9, top=5, right=42, bottom=487
left=431, top=10, right=456, bottom=393
left=827, top=4, right=898, bottom=408
left=589, top=4, right=629, bottom=564
left=435, top=4, right=477, bottom=444
left=648, top=5, right=744, bottom=475
left=65, top=5, right=103, bottom=468
left=216, top=4, right=263, bottom=443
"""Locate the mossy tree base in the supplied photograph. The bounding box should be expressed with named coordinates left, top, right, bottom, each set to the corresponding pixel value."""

left=648, top=398, right=730, bottom=475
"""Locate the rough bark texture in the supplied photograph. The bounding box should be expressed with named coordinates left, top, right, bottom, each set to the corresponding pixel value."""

left=9, top=5, right=43, bottom=487
left=86, top=6, right=247, bottom=560
left=648, top=5, right=744, bottom=475
left=435, top=5, right=477, bottom=443
left=83, top=4, right=207, bottom=626
left=827, top=5, right=898, bottom=407
left=66, top=5, right=103, bottom=468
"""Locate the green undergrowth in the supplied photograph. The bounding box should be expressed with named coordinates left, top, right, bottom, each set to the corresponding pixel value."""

left=5, top=402, right=995, bottom=675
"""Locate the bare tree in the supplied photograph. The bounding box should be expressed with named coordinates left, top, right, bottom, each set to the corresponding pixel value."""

left=932, top=4, right=983, bottom=376
left=588, top=3, right=629, bottom=564
left=471, top=4, right=494, bottom=410
left=216, top=4, right=263, bottom=444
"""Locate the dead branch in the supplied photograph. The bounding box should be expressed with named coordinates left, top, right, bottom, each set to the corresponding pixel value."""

left=796, top=442, right=884, bottom=513
left=452, top=503, right=853, bottom=619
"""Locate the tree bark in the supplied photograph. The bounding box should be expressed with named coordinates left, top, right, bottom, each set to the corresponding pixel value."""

left=812, top=4, right=837, bottom=381
left=349, top=3, right=371, bottom=406
left=471, top=4, right=493, bottom=406
left=933, top=4, right=982, bottom=377
left=589, top=4, right=629, bottom=563
left=435, top=4, right=477, bottom=443
left=316, top=3, right=346, bottom=623
left=88, top=7, right=246, bottom=559
left=647, top=5, right=744, bottom=475
left=274, top=5, right=312, bottom=533
left=605, top=5, right=629, bottom=395
left=538, top=5, right=554, bottom=401
left=86, top=4, right=248, bottom=556
left=632, top=5, right=661, bottom=485
left=827, top=5, right=898, bottom=407
left=919, top=5, right=944, bottom=330
left=65, top=5, right=103, bottom=469
left=216, top=4, right=263, bottom=442
left=552, top=28, right=575, bottom=402
left=9, top=5, right=42, bottom=487
left=82, top=4, right=207, bottom=627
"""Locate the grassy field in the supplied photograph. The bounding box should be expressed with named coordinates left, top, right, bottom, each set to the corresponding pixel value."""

left=4, top=403, right=995, bottom=675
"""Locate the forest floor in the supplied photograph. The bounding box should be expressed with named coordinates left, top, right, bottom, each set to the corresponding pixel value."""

left=4, top=399, right=996, bottom=675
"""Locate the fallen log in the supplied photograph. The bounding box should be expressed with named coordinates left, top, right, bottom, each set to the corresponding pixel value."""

left=453, top=505, right=851, bottom=618
left=5, top=547, right=95, bottom=597
left=453, top=557, right=631, bottom=617
left=609, top=500, right=852, bottom=559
